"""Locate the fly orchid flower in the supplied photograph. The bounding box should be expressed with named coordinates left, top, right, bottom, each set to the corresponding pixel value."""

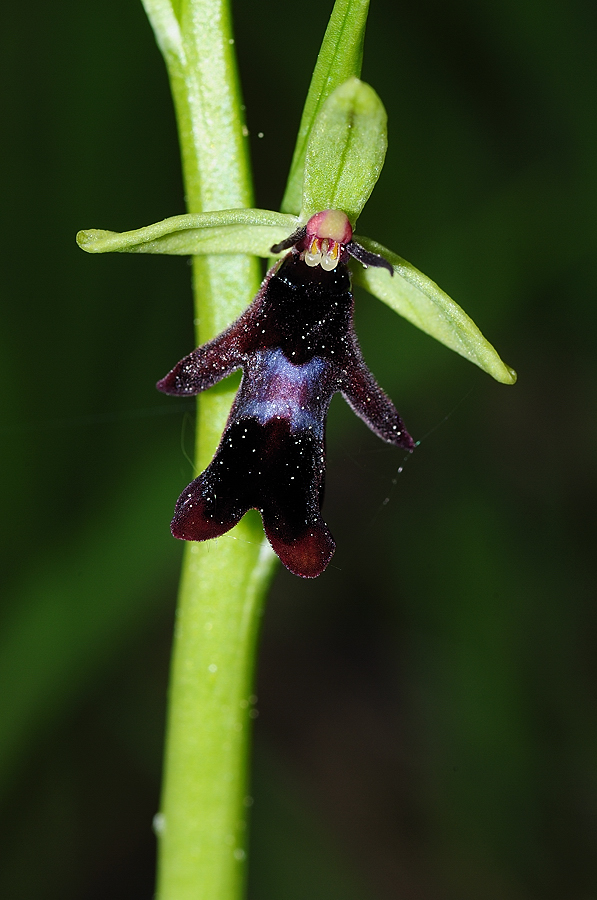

left=77, top=77, right=515, bottom=577
left=156, top=209, right=413, bottom=577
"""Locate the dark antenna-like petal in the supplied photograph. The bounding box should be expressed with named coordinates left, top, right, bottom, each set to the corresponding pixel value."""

left=270, top=226, right=307, bottom=254
left=347, top=240, right=394, bottom=275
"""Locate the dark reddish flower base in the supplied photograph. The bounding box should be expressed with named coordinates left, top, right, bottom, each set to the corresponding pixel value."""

left=171, top=417, right=335, bottom=578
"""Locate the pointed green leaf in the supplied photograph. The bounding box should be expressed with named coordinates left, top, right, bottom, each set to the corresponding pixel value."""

left=281, top=0, right=370, bottom=216
left=353, top=235, right=517, bottom=384
left=76, top=209, right=297, bottom=256
left=300, top=78, right=386, bottom=225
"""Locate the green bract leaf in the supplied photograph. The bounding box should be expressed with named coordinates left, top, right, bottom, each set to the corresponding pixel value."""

left=76, top=209, right=297, bottom=256
left=300, top=78, right=387, bottom=226
left=281, top=0, right=370, bottom=216
left=141, top=0, right=183, bottom=63
left=353, top=235, right=517, bottom=384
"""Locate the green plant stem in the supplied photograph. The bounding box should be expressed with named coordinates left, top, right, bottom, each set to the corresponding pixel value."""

left=157, top=536, right=275, bottom=900
left=141, top=1, right=277, bottom=898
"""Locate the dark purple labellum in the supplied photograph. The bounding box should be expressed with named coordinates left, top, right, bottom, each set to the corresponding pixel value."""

left=158, top=210, right=414, bottom=578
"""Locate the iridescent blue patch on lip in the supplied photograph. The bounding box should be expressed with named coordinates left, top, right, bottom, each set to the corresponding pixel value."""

left=238, top=349, right=327, bottom=436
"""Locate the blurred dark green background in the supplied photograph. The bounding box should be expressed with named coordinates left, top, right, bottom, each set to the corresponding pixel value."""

left=1, top=1, right=596, bottom=897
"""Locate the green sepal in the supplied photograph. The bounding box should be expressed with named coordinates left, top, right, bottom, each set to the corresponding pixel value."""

left=353, top=235, right=517, bottom=385
left=281, top=0, right=370, bottom=216
left=76, top=209, right=298, bottom=256
left=300, top=78, right=387, bottom=227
